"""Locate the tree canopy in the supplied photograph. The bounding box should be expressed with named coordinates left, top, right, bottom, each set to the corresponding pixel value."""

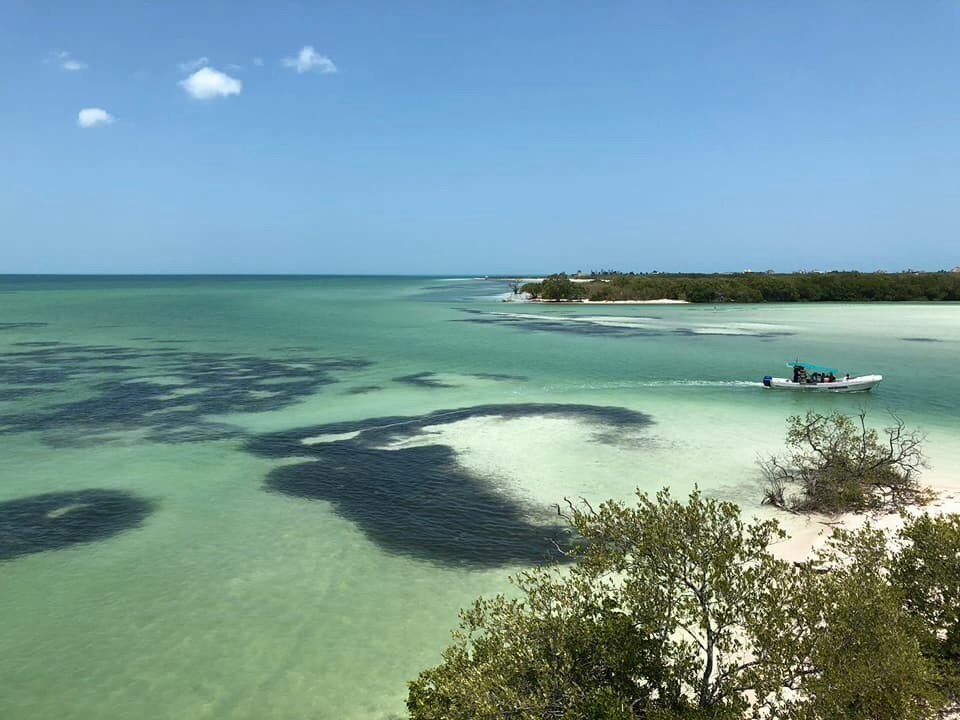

left=407, top=489, right=954, bottom=719
left=798, top=525, right=945, bottom=720
left=891, top=513, right=960, bottom=702
left=521, top=272, right=960, bottom=303
left=528, top=273, right=587, bottom=301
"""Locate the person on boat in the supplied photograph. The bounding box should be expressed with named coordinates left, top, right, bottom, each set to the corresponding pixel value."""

left=827, top=373, right=836, bottom=383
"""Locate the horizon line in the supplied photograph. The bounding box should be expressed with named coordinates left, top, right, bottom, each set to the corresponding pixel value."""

left=2, top=269, right=958, bottom=278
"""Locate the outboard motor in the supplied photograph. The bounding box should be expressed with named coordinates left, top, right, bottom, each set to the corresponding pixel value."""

left=762, top=375, right=772, bottom=387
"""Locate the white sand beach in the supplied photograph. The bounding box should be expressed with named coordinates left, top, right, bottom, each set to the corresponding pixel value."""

left=771, top=477, right=960, bottom=566
left=530, top=298, right=690, bottom=304
left=581, top=298, right=690, bottom=304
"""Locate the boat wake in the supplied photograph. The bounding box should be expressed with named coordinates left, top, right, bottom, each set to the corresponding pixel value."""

left=640, top=379, right=761, bottom=387
left=559, top=379, right=761, bottom=391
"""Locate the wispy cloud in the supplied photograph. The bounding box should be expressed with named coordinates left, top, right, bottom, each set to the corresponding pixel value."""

left=50, top=50, right=88, bottom=71
left=282, top=46, right=337, bottom=74
left=252, top=57, right=264, bottom=67
left=178, top=56, right=209, bottom=73
left=77, top=107, right=114, bottom=128
left=179, top=67, right=242, bottom=100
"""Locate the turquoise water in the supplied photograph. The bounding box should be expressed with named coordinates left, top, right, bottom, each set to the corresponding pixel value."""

left=1, top=276, right=959, bottom=719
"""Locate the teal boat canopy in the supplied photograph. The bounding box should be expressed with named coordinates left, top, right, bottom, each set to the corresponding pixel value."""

left=787, top=361, right=839, bottom=374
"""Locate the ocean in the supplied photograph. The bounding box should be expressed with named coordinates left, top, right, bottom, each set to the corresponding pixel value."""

left=1, top=276, right=958, bottom=719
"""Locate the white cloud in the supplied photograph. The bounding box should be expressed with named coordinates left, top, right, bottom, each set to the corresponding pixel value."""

left=282, top=46, right=337, bottom=74
left=50, top=50, right=88, bottom=71
left=178, top=56, right=209, bottom=73
left=77, top=107, right=115, bottom=128
left=252, top=57, right=264, bottom=67
left=179, top=67, right=242, bottom=100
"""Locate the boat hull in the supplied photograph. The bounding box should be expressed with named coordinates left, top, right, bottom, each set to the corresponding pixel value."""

left=762, top=374, right=882, bottom=393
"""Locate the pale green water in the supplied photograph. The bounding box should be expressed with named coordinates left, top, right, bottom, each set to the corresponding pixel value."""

left=1, top=276, right=958, bottom=719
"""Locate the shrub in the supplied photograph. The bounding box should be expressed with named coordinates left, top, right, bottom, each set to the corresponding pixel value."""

left=892, top=513, right=960, bottom=703
left=759, top=410, right=929, bottom=513
left=406, top=490, right=949, bottom=719
left=522, top=274, right=587, bottom=301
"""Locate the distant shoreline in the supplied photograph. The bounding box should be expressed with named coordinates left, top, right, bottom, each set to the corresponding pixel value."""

left=530, top=298, right=690, bottom=305
left=519, top=271, right=960, bottom=303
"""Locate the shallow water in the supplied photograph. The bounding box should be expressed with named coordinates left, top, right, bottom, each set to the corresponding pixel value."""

left=1, top=276, right=958, bottom=719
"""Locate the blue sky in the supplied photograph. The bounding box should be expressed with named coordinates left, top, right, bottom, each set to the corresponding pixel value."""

left=2, top=2, right=959, bottom=274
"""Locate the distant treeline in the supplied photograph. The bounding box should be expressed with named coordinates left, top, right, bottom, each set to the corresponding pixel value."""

left=521, top=272, right=960, bottom=303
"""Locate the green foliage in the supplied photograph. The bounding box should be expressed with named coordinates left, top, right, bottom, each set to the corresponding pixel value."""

left=564, top=490, right=815, bottom=719
left=759, top=410, right=928, bottom=513
left=412, top=491, right=897, bottom=718
left=409, top=490, right=801, bottom=718
left=891, top=513, right=960, bottom=701
left=523, top=273, right=587, bottom=301
left=791, top=526, right=945, bottom=720
left=408, top=490, right=956, bottom=719
left=521, top=271, right=960, bottom=303
left=407, top=567, right=658, bottom=719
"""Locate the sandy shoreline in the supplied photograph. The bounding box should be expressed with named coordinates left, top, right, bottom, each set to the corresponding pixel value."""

left=529, top=298, right=690, bottom=305
left=770, top=477, right=960, bottom=564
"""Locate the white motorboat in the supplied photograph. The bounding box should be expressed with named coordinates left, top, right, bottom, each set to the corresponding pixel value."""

left=762, top=362, right=882, bottom=393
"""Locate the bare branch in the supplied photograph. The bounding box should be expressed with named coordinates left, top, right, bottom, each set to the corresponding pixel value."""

left=757, top=411, right=928, bottom=514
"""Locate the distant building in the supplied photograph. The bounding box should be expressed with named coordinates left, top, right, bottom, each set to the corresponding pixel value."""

left=952, top=266, right=960, bottom=273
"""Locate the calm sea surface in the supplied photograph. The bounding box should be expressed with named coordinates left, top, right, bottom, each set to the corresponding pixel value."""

left=1, top=276, right=958, bottom=719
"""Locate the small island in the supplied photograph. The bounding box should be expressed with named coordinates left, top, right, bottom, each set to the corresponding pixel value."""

left=520, top=270, right=960, bottom=303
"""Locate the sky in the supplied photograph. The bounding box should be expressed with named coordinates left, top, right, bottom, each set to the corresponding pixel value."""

left=2, top=1, right=959, bottom=274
